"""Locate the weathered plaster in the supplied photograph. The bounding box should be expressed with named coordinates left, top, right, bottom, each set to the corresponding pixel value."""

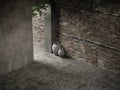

left=0, top=0, right=33, bottom=76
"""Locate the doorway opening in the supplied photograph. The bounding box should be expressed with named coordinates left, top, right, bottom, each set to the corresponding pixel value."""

left=32, top=3, right=55, bottom=61
left=32, top=4, right=47, bottom=61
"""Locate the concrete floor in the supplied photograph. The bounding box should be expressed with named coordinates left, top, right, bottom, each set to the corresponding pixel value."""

left=0, top=45, right=120, bottom=90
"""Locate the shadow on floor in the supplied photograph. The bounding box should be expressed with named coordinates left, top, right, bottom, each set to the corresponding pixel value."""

left=0, top=59, right=120, bottom=90
left=0, top=45, right=120, bottom=90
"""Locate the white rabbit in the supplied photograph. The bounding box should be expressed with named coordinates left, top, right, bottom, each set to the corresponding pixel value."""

left=52, top=41, right=60, bottom=55
left=58, top=45, right=65, bottom=58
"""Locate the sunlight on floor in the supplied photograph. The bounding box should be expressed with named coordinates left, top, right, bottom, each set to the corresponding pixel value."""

left=33, top=45, right=98, bottom=74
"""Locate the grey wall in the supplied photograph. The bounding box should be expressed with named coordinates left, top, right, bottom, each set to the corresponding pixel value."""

left=0, top=0, right=33, bottom=76
left=32, top=13, right=45, bottom=47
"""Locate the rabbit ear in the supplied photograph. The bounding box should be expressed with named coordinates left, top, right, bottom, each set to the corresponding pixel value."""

left=52, top=42, right=56, bottom=45
left=54, top=41, right=59, bottom=44
left=54, top=41, right=57, bottom=44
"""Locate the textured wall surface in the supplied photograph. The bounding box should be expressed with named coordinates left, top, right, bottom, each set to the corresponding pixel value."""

left=0, top=0, right=33, bottom=76
left=55, top=0, right=120, bottom=71
left=32, top=15, right=45, bottom=47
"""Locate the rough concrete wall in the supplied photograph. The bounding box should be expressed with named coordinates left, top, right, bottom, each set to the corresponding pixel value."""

left=32, top=15, right=45, bottom=47
left=0, top=0, right=33, bottom=76
left=55, top=0, right=120, bottom=71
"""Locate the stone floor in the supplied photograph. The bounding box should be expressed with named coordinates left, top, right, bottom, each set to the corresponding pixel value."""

left=0, top=45, right=120, bottom=90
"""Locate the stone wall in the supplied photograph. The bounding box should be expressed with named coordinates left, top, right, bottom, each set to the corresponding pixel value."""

left=55, top=0, right=120, bottom=71
left=0, top=0, right=33, bottom=76
left=32, top=14, right=45, bottom=47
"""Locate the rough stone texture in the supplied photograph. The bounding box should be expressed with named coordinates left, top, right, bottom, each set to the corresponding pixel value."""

left=84, top=42, right=98, bottom=66
left=55, top=0, right=120, bottom=16
left=57, top=34, right=85, bottom=59
left=0, top=0, right=33, bottom=76
left=55, top=1, right=120, bottom=71
left=58, top=8, right=120, bottom=50
left=97, top=47, right=120, bottom=71
left=57, top=34, right=98, bottom=66
left=32, top=15, right=45, bottom=47
left=93, top=0, right=120, bottom=16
